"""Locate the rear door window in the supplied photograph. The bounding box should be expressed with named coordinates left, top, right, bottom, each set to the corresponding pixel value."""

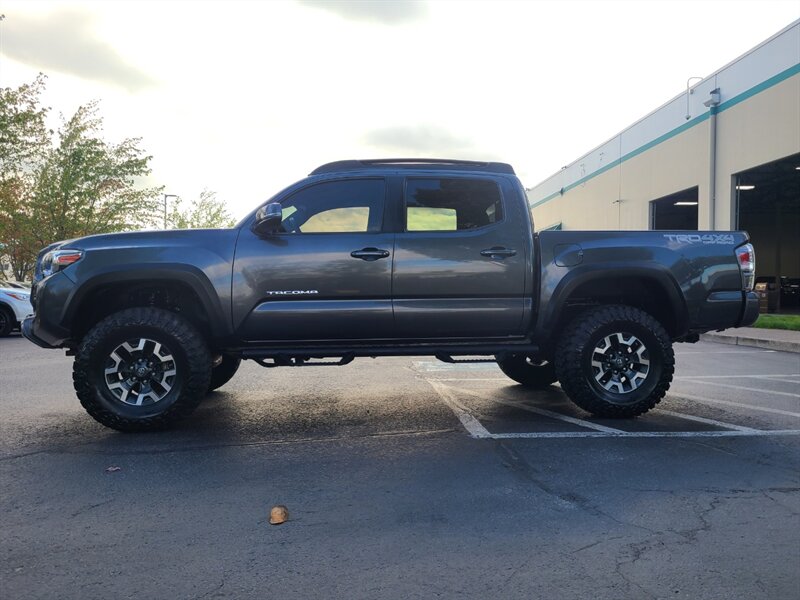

left=405, top=178, right=503, bottom=232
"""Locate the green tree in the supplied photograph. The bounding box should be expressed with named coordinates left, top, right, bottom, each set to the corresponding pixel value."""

left=167, top=189, right=236, bottom=229
left=0, top=75, right=50, bottom=281
left=0, top=77, right=162, bottom=281
left=32, top=101, right=163, bottom=241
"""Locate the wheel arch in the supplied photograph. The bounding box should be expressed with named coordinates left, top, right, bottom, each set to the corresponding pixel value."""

left=538, top=265, right=689, bottom=351
left=65, top=264, right=231, bottom=342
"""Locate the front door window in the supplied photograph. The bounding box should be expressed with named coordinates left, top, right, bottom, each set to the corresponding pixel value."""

left=279, top=179, right=385, bottom=234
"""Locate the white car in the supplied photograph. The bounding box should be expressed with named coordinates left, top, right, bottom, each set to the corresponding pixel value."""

left=0, top=282, right=34, bottom=337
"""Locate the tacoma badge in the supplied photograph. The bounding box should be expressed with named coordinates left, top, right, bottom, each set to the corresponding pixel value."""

left=265, top=290, right=319, bottom=296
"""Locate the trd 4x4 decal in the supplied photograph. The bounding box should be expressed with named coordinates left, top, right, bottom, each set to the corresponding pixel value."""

left=663, top=234, right=736, bottom=245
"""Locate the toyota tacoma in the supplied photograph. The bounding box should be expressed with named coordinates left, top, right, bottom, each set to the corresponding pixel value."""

left=23, top=159, right=759, bottom=431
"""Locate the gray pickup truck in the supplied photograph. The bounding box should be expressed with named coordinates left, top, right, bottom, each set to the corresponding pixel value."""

left=23, top=159, right=759, bottom=431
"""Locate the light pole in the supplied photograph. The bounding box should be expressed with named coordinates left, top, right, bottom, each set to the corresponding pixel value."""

left=0, top=15, right=6, bottom=70
left=163, top=194, right=178, bottom=229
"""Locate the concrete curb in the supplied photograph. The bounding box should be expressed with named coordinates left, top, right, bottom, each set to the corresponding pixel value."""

left=700, top=331, right=800, bottom=354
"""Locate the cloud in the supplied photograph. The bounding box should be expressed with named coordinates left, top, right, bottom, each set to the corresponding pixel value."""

left=363, top=125, right=485, bottom=158
left=298, top=0, right=427, bottom=24
left=2, top=9, right=157, bottom=93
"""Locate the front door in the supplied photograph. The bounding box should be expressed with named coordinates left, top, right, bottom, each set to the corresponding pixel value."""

left=392, top=176, right=528, bottom=338
left=232, top=177, right=394, bottom=341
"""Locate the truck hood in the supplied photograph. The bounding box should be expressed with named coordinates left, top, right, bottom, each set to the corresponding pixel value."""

left=57, top=228, right=236, bottom=251
left=34, top=229, right=239, bottom=282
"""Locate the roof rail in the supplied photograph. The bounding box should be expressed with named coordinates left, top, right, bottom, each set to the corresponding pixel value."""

left=309, top=158, right=515, bottom=176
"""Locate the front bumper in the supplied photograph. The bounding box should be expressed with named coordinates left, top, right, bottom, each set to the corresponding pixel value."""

left=22, top=314, right=71, bottom=348
left=22, top=316, right=56, bottom=348
left=21, top=272, right=76, bottom=348
left=739, top=291, right=760, bottom=327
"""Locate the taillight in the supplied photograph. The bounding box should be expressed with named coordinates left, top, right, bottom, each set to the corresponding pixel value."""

left=735, top=243, right=755, bottom=291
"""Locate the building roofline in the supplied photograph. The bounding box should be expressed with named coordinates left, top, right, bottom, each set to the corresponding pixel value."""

left=529, top=19, right=800, bottom=192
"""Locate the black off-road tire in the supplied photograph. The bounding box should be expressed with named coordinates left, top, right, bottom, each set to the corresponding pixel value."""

left=0, top=306, right=15, bottom=337
left=495, top=355, right=557, bottom=389
left=208, top=355, right=241, bottom=392
left=73, top=307, right=212, bottom=432
left=554, top=305, right=674, bottom=418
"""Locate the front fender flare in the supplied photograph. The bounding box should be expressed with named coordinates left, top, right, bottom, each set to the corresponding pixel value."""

left=61, top=263, right=231, bottom=338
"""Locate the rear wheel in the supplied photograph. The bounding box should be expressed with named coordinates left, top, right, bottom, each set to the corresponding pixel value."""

left=554, top=305, right=674, bottom=418
left=208, top=355, right=241, bottom=392
left=495, top=354, right=557, bottom=389
left=73, top=307, right=212, bottom=431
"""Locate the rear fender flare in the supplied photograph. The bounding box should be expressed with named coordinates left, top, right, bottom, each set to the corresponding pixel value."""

left=537, top=263, right=688, bottom=343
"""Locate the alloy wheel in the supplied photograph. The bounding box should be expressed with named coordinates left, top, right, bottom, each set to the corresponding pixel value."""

left=589, top=332, right=650, bottom=394
left=104, top=338, right=177, bottom=406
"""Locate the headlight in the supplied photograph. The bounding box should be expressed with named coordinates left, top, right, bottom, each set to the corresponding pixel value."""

left=41, top=249, right=84, bottom=277
left=3, top=292, right=30, bottom=302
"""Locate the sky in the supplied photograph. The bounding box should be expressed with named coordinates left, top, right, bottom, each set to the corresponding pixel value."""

left=1, top=0, right=798, bottom=220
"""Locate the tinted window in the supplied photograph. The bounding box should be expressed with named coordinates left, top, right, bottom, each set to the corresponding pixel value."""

left=280, top=179, right=385, bottom=233
left=405, top=178, right=503, bottom=232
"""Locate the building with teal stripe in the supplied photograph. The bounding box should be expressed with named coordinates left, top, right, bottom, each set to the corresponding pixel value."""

left=526, top=20, right=799, bottom=309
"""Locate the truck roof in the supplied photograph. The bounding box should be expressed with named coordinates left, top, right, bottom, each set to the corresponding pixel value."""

left=309, top=158, right=515, bottom=176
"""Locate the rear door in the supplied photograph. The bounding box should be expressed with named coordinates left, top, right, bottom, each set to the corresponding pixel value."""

left=392, top=175, right=528, bottom=338
left=232, top=177, right=394, bottom=341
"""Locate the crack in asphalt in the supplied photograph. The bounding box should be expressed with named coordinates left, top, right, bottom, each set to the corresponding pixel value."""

left=70, top=498, right=114, bottom=519
left=493, top=440, right=659, bottom=534
left=493, top=439, right=800, bottom=598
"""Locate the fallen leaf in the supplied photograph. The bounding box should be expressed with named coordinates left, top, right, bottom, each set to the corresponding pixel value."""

left=270, top=505, right=289, bottom=525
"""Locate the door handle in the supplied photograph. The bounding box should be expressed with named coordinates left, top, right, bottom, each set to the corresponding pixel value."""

left=350, top=247, right=390, bottom=261
left=480, top=247, right=517, bottom=259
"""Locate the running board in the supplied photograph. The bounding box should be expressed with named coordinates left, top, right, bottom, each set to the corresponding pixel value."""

left=435, top=353, right=497, bottom=364
left=254, top=353, right=355, bottom=368
left=239, top=342, right=537, bottom=360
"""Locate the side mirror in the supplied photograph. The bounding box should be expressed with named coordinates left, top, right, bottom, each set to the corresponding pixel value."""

left=252, top=202, right=283, bottom=236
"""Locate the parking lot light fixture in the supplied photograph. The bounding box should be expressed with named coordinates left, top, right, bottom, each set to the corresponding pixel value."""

left=163, top=194, right=178, bottom=229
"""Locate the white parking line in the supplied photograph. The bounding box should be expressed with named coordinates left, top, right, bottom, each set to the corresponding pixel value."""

left=676, top=374, right=800, bottom=380
left=760, top=377, right=800, bottom=385
left=433, top=377, right=800, bottom=418
left=428, top=378, right=800, bottom=440
left=426, top=380, right=491, bottom=439
left=675, top=350, right=776, bottom=354
left=686, top=380, right=800, bottom=398
left=654, top=409, right=758, bottom=432
left=668, top=392, right=800, bottom=418
left=489, top=430, right=800, bottom=439
left=452, top=382, right=764, bottom=434
left=443, top=383, right=625, bottom=434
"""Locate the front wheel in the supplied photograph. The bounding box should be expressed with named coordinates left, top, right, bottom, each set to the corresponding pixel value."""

left=554, top=305, right=674, bottom=418
left=73, top=307, right=212, bottom=431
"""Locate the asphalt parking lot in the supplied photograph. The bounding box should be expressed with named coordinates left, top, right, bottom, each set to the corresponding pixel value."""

left=1, top=334, right=799, bottom=599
